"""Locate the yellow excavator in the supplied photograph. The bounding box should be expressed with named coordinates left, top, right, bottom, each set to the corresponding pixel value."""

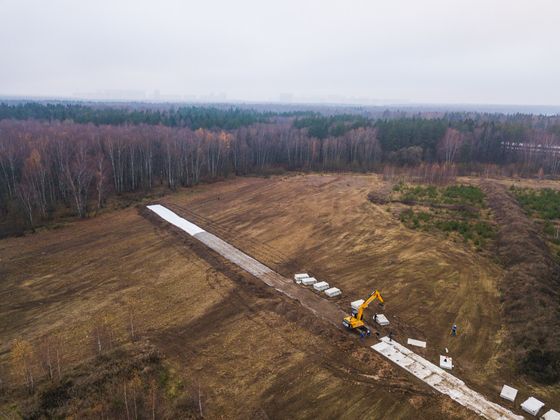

left=343, top=290, right=384, bottom=336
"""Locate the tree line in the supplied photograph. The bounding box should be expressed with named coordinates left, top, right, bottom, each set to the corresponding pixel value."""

left=1, top=105, right=560, bottom=235
left=0, top=102, right=275, bottom=129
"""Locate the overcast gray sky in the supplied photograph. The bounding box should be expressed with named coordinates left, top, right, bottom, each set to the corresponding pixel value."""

left=1, top=0, right=559, bottom=105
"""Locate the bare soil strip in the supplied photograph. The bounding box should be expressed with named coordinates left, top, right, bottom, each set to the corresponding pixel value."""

left=148, top=204, right=521, bottom=419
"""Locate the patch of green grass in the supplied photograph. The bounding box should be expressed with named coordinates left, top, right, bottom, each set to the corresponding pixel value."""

left=441, top=185, right=485, bottom=206
left=511, top=186, right=560, bottom=220
left=394, top=183, right=485, bottom=207
left=511, top=186, right=560, bottom=261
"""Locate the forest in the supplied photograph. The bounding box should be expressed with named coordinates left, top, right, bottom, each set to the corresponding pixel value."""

left=1, top=102, right=560, bottom=235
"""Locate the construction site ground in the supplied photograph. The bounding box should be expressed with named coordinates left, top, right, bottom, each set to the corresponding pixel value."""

left=1, top=173, right=559, bottom=418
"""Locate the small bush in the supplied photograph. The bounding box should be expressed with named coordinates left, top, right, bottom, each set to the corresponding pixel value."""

left=521, top=349, right=560, bottom=384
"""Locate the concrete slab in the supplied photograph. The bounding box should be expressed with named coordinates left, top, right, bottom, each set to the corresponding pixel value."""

left=375, top=314, right=390, bottom=326
left=301, top=277, right=317, bottom=286
left=407, top=338, right=427, bottom=348
left=372, top=337, right=523, bottom=420
left=542, top=409, right=560, bottom=420
left=500, top=384, right=518, bottom=402
left=440, top=356, right=453, bottom=370
left=147, top=205, right=206, bottom=235
left=324, top=287, right=341, bottom=297
left=294, top=273, right=309, bottom=283
left=521, top=397, right=545, bottom=416
left=351, top=299, right=365, bottom=311
left=313, top=281, right=330, bottom=291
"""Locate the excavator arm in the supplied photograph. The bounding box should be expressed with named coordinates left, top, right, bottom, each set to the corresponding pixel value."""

left=343, top=289, right=385, bottom=334
left=356, top=290, right=384, bottom=321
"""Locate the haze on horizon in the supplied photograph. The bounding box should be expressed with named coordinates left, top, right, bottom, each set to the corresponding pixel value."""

left=1, top=0, right=559, bottom=106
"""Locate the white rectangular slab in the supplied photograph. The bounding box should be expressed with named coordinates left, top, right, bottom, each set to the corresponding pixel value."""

left=351, top=299, right=365, bottom=311
left=521, top=397, right=544, bottom=416
left=500, top=384, right=518, bottom=402
left=375, top=314, right=390, bottom=326
left=372, top=337, right=523, bottom=420
left=324, top=287, right=341, bottom=297
left=407, top=338, right=427, bottom=348
left=313, top=281, right=330, bottom=291
left=301, top=277, right=317, bottom=286
left=294, top=273, right=309, bottom=283
left=542, top=409, right=560, bottom=420
left=147, top=205, right=206, bottom=235
left=440, top=356, right=453, bottom=370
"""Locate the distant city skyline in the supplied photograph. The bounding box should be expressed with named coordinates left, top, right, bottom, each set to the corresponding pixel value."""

left=1, top=0, right=559, bottom=106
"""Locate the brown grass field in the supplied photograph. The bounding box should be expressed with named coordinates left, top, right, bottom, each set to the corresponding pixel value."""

left=1, top=173, right=559, bottom=418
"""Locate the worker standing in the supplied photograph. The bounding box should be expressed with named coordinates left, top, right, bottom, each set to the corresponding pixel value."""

left=451, top=324, right=457, bottom=336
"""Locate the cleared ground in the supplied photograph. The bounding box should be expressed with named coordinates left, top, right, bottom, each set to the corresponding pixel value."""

left=1, top=173, right=559, bottom=417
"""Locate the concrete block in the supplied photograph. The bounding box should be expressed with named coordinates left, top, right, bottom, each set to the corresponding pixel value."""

left=351, top=299, right=365, bottom=310
left=324, top=287, right=341, bottom=297
left=301, top=277, right=317, bottom=286
left=542, top=409, right=560, bottom=420
left=407, top=338, right=426, bottom=348
left=500, top=384, right=518, bottom=402
left=440, top=356, right=453, bottom=370
left=375, top=314, right=390, bottom=326
left=294, top=273, right=309, bottom=283
left=313, top=281, right=330, bottom=291
left=521, top=397, right=545, bottom=416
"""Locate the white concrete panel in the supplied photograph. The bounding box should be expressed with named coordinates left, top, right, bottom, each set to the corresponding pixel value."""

left=313, top=281, right=330, bottom=291
left=294, top=273, right=309, bottom=283
left=324, top=287, right=341, bottom=297
left=147, top=204, right=206, bottom=235
left=440, top=356, right=453, bottom=370
left=351, top=299, right=365, bottom=310
left=500, top=384, right=518, bottom=402
left=301, top=277, right=317, bottom=285
left=375, top=314, right=390, bottom=326
left=542, top=409, right=560, bottom=420
left=407, top=338, right=426, bottom=348
left=521, top=397, right=545, bottom=416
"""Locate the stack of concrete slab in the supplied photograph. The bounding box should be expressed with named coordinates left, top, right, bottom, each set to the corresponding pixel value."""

left=301, top=277, right=317, bottom=286
left=521, top=397, right=545, bottom=416
left=375, top=314, right=390, bottom=326
left=324, top=287, right=341, bottom=297
left=313, top=281, right=330, bottom=291
left=294, top=273, right=309, bottom=284
left=542, top=409, right=560, bottom=420
left=351, top=299, right=365, bottom=310
left=500, top=385, right=518, bottom=402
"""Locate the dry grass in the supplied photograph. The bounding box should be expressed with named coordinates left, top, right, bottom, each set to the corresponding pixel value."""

left=2, top=173, right=559, bottom=417
left=0, top=181, right=474, bottom=419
